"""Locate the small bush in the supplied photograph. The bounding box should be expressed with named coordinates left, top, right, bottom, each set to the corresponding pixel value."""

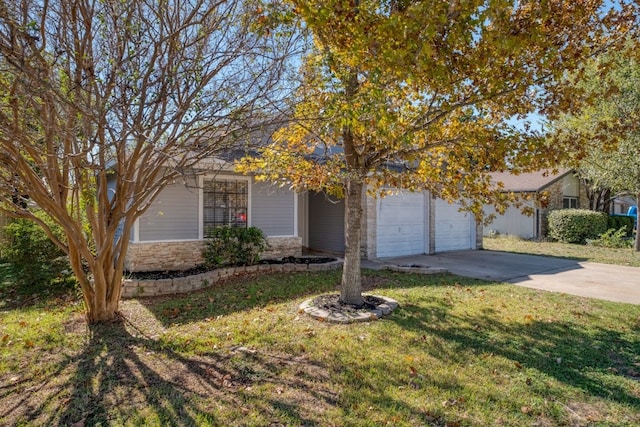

left=547, top=209, right=608, bottom=244
left=1, top=213, right=71, bottom=287
left=203, top=226, right=268, bottom=268
left=607, top=215, right=635, bottom=237
left=586, top=227, right=632, bottom=249
left=485, top=229, right=500, bottom=238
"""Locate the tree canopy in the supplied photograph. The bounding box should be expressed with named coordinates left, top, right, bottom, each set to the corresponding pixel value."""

left=238, top=0, right=640, bottom=304
left=551, top=42, right=640, bottom=250
left=0, top=0, right=297, bottom=322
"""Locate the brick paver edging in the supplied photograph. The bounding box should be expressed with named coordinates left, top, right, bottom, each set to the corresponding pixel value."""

left=122, top=259, right=344, bottom=298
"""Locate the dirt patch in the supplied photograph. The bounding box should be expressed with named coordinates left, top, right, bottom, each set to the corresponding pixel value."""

left=0, top=309, right=340, bottom=426
left=563, top=401, right=610, bottom=425
left=361, top=275, right=392, bottom=291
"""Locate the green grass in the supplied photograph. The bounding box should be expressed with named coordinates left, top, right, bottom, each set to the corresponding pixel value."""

left=1, top=269, right=639, bottom=426
left=484, top=235, right=640, bottom=267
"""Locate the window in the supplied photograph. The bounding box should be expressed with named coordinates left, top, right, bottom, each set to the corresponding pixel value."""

left=563, top=197, right=578, bottom=209
left=203, top=178, right=248, bottom=234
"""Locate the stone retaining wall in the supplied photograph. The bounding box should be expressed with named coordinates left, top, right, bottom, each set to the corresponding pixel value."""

left=122, top=258, right=343, bottom=298
left=262, top=236, right=303, bottom=259
left=124, top=236, right=303, bottom=272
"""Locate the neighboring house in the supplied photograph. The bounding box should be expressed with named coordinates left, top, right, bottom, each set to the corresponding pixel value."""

left=483, top=169, right=587, bottom=239
left=123, top=163, right=482, bottom=272
left=611, top=193, right=637, bottom=215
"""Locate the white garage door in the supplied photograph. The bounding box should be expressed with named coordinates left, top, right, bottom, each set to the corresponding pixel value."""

left=435, top=199, right=475, bottom=252
left=376, top=191, right=427, bottom=257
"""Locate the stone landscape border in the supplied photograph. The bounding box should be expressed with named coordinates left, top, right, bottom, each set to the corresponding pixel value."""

left=122, top=258, right=344, bottom=298
left=384, top=264, right=447, bottom=274
left=298, top=294, right=400, bottom=324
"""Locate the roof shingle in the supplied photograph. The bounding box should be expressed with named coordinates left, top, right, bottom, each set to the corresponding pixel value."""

left=489, top=169, right=573, bottom=192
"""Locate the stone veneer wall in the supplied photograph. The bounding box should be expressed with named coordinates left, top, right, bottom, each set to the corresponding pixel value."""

left=538, top=177, right=588, bottom=238
left=125, top=241, right=205, bottom=272
left=262, top=236, right=303, bottom=259
left=538, top=179, right=564, bottom=238
left=475, top=221, right=484, bottom=249
left=125, top=236, right=303, bottom=272
left=362, top=193, right=378, bottom=259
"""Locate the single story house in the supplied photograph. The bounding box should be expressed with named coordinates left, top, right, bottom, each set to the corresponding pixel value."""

left=123, top=165, right=482, bottom=272
left=483, top=169, right=587, bottom=239
left=611, top=194, right=637, bottom=216
left=303, top=189, right=482, bottom=258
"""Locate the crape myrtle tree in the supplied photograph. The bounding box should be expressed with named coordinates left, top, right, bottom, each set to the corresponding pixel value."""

left=238, top=1, right=639, bottom=306
left=0, top=0, right=298, bottom=323
left=552, top=43, right=640, bottom=251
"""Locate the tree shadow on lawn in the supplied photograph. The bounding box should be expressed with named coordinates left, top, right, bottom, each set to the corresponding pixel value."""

left=136, top=270, right=342, bottom=327
left=137, top=269, right=492, bottom=327
left=0, top=316, right=342, bottom=426
left=391, top=300, right=640, bottom=410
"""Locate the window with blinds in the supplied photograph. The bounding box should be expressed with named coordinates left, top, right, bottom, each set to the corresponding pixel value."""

left=203, top=178, right=248, bottom=235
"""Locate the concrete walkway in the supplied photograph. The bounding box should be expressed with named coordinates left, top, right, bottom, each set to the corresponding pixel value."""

left=365, top=250, right=640, bottom=305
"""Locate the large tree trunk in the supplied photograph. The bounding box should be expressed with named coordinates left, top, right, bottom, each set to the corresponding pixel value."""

left=89, top=263, right=123, bottom=323
left=67, top=238, right=124, bottom=323
left=340, top=179, right=365, bottom=306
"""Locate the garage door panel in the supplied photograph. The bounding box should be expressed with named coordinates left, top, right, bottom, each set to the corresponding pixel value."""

left=435, top=199, right=474, bottom=252
left=377, top=192, right=426, bottom=258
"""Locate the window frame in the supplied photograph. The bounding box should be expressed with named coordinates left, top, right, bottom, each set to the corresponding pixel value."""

left=198, top=175, right=251, bottom=239
left=562, top=196, right=578, bottom=209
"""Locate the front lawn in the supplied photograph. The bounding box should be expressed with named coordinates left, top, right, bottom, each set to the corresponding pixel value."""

left=484, top=235, right=640, bottom=267
left=1, top=270, right=639, bottom=426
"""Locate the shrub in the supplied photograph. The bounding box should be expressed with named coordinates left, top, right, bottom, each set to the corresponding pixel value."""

left=1, top=213, right=71, bottom=287
left=607, top=215, right=635, bottom=237
left=547, top=209, right=608, bottom=244
left=202, top=226, right=268, bottom=268
left=586, top=227, right=632, bottom=249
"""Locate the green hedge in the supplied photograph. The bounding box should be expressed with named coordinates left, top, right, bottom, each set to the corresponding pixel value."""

left=202, top=226, right=268, bottom=268
left=607, top=215, right=636, bottom=237
left=1, top=213, right=71, bottom=287
left=547, top=209, right=608, bottom=244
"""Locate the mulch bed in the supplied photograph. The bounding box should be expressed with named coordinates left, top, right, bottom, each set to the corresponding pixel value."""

left=310, top=294, right=386, bottom=314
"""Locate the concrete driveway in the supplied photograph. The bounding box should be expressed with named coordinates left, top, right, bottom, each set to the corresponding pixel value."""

left=371, top=250, right=640, bottom=304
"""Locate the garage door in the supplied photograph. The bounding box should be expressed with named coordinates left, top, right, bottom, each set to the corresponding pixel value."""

left=376, top=191, right=427, bottom=257
left=435, top=199, right=475, bottom=252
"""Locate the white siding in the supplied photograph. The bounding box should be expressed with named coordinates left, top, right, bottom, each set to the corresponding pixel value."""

left=138, top=180, right=199, bottom=241
left=376, top=191, right=427, bottom=257
left=484, top=203, right=536, bottom=239
left=251, top=181, right=295, bottom=236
